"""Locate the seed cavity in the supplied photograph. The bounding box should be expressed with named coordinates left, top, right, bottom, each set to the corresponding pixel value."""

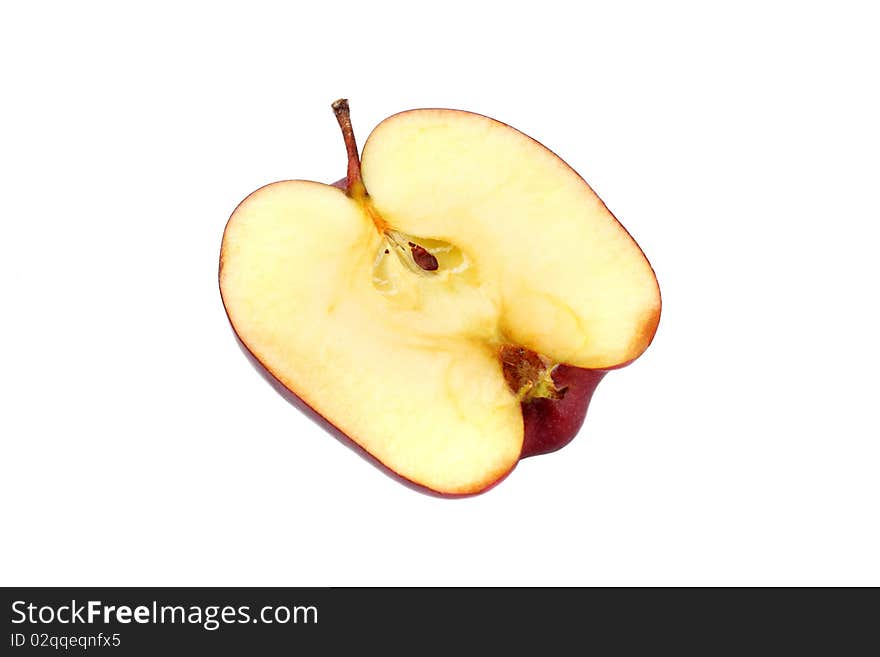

left=372, top=230, right=475, bottom=300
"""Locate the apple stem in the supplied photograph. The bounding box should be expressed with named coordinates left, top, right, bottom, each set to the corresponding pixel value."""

left=331, top=99, right=367, bottom=199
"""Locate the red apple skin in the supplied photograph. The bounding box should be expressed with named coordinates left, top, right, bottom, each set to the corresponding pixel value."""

left=520, top=366, right=607, bottom=458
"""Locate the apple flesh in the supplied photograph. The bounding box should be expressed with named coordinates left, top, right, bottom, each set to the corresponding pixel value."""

left=219, top=100, right=660, bottom=495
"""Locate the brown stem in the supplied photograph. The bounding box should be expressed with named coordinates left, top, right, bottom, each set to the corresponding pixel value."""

left=331, top=99, right=366, bottom=198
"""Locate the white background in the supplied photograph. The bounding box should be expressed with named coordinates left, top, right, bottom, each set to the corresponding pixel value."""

left=2, top=1, right=878, bottom=586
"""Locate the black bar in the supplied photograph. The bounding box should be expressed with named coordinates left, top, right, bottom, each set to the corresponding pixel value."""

left=1, top=587, right=875, bottom=654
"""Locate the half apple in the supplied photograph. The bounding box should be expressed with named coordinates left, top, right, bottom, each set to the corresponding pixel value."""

left=220, top=100, right=660, bottom=495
